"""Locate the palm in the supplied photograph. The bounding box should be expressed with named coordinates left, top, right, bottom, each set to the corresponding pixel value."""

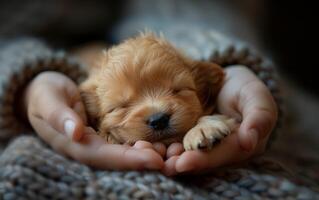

left=163, top=66, right=278, bottom=176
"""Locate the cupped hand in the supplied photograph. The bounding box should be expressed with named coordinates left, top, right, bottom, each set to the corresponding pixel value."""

left=163, top=66, right=278, bottom=176
left=23, top=71, right=165, bottom=170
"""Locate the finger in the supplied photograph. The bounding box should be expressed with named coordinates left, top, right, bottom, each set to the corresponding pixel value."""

left=175, top=133, right=252, bottom=173
left=51, top=103, right=85, bottom=141
left=133, top=141, right=154, bottom=149
left=79, top=130, right=105, bottom=146
left=80, top=137, right=164, bottom=170
left=73, top=101, right=88, bottom=125
left=218, top=66, right=277, bottom=152
left=30, top=116, right=164, bottom=170
left=238, top=81, right=277, bottom=151
left=162, top=156, right=179, bottom=176
left=153, top=142, right=167, bottom=158
left=31, top=86, right=85, bottom=141
left=133, top=141, right=166, bottom=160
left=166, top=143, right=184, bottom=158
left=93, top=146, right=164, bottom=170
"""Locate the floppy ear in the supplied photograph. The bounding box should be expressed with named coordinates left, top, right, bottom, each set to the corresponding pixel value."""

left=79, top=78, right=100, bottom=129
left=191, top=61, right=225, bottom=114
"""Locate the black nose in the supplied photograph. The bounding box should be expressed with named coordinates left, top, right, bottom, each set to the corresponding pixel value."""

left=147, top=113, right=170, bottom=131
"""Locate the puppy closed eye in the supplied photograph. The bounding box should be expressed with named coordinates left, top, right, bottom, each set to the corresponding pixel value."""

left=172, top=87, right=196, bottom=95
left=107, top=104, right=128, bottom=113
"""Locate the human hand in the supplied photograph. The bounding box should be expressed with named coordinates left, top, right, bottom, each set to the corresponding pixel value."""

left=23, top=71, right=165, bottom=170
left=163, top=66, right=278, bottom=176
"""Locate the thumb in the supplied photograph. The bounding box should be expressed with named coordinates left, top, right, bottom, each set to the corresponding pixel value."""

left=238, top=83, right=277, bottom=152
left=238, top=108, right=275, bottom=152
left=34, top=86, right=86, bottom=141
left=48, top=104, right=85, bottom=141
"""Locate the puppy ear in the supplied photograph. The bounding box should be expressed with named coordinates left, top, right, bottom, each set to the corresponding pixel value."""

left=79, top=78, right=100, bottom=128
left=191, top=61, right=225, bottom=114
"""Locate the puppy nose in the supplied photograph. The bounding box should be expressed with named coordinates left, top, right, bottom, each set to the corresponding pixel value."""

left=147, top=112, right=170, bottom=130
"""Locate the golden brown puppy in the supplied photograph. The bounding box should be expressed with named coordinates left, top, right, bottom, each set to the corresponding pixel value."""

left=79, top=33, right=236, bottom=150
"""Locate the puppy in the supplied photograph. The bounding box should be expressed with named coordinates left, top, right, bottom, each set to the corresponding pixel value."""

left=79, top=33, right=236, bottom=150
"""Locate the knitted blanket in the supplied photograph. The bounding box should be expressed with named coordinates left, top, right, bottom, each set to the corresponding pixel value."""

left=1, top=136, right=318, bottom=199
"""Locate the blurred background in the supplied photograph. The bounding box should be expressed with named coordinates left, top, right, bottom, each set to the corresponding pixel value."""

left=1, top=0, right=317, bottom=94
left=0, top=0, right=318, bottom=169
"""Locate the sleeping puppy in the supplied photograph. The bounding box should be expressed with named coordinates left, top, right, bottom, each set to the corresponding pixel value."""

left=79, top=33, right=236, bottom=151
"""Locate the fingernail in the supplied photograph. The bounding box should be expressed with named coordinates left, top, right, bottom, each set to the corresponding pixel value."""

left=248, top=129, right=258, bottom=151
left=64, top=120, right=75, bottom=139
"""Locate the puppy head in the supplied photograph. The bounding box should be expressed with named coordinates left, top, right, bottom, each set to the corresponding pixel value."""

left=80, top=33, right=224, bottom=145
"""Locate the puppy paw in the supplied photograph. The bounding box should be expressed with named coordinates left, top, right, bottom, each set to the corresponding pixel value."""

left=183, top=115, right=236, bottom=151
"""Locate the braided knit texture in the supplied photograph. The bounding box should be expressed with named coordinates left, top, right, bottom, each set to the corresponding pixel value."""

left=0, top=38, right=86, bottom=141
left=1, top=136, right=318, bottom=200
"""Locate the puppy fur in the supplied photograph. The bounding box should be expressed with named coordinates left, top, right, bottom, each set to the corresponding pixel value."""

left=79, top=33, right=236, bottom=150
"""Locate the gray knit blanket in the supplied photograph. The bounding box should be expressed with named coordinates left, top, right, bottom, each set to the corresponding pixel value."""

left=1, top=135, right=318, bottom=200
